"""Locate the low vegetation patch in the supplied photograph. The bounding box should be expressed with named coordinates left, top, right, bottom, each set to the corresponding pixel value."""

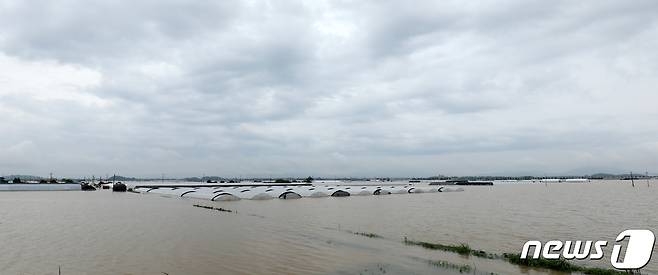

left=504, top=253, right=578, bottom=272
left=403, top=237, right=495, bottom=258
left=353, top=232, right=383, bottom=238
left=403, top=237, right=628, bottom=274
left=346, top=231, right=629, bottom=275
left=408, top=256, right=476, bottom=274
left=427, top=259, right=472, bottom=273
left=503, top=253, right=627, bottom=275
left=193, top=204, right=234, bottom=213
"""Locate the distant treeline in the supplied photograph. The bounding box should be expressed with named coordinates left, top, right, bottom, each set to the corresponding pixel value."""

left=414, top=173, right=654, bottom=180
left=0, top=176, right=76, bottom=184
left=2, top=173, right=654, bottom=183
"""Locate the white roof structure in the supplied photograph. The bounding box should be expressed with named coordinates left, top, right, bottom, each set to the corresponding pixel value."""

left=181, top=189, right=241, bottom=201
left=407, top=187, right=427, bottom=193
left=352, top=186, right=374, bottom=196
left=233, top=188, right=273, bottom=200
left=438, top=187, right=465, bottom=192
left=148, top=187, right=196, bottom=197
left=295, top=187, right=329, bottom=197
left=135, top=182, right=467, bottom=202
left=386, top=185, right=410, bottom=194
left=133, top=187, right=152, bottom=193
left=316, top=186, right=351, bottom=197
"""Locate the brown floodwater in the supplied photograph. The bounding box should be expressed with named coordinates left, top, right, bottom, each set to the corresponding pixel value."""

left=0, top=180, right=655, bottom=274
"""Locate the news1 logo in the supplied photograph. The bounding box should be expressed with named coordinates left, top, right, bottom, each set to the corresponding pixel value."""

left=521, top=230, right=655, bottom=270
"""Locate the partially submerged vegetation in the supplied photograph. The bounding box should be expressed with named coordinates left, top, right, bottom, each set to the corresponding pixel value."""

left=425, top=259, right=472, bottom=273
left=403, top=237, right=495, bottom=258
left=193, top=204, right=234, bottom=213
left=352, top=232, right=383, bottom=238
left=404, top=238, right=471, bottom=255
left=351, top=233, right=630, bottom=275
left=406, top=239, right=629, bottom=274
left=408, top=256, right=482, bottom=274
left=504, top=253, right=576, bottom=271
left=504, top=253, right=628, bottom=275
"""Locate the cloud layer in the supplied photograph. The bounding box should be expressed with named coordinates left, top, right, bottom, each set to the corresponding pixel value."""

left=1, top=0, right=658, bottom=177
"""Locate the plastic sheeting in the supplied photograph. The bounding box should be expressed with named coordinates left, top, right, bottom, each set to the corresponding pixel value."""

left=137, top=183, right=464, bottom=201
left=234, top=188, right=273, bottom=200
left=439, top=187, right=465, bottom=192
left=296, top=187, right=329, bottom=197
left=278, top=191, right=302, bottom=199
left=148, top=187, right=196, bottom=197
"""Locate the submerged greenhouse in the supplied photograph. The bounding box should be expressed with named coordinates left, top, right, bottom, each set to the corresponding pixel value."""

left=133, top=182, right=465, bottom=202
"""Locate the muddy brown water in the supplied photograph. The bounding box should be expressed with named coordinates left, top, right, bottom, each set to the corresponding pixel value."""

left=0, top=180, right=655, bottom=274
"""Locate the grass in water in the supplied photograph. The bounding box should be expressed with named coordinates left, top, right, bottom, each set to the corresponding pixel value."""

left=403, top=237, right=495, bottom=258
left=404, top=238, right=629, bottom=275
left=504, top=253, right=577, bottom=272
left=503, top=253, right=628, bottom=275
left=403, top=238, right=470, bottom=255
left=580, top=268, right=631, bottom=275
left=426, top=259, right=472, bottom=273
left=351, top=232, right=630, bottom=275
left=353, top=232, right=383, bottom=238
left=193, top=204, right=233, bottom=213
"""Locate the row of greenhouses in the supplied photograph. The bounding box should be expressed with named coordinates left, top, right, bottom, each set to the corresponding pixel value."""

left=133, top=185, right=464, bottom=201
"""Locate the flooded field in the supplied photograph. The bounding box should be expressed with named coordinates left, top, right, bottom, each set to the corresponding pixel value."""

left=0, top=180, right=655, bottom=274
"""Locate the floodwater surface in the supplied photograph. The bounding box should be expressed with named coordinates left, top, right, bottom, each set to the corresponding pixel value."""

left=0, top=180, right=655, bottom=274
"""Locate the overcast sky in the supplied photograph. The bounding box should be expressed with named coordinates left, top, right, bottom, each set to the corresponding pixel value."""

left=1, top=1, right=658, bottom=178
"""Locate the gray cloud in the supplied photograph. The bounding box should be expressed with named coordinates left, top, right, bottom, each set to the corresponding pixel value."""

left=1, top=0, right=658, bottom=178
